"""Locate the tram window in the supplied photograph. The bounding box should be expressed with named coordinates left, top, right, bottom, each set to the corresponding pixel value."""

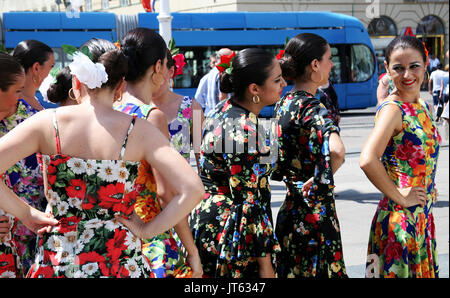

left=349, top=44, right=375, bottom=82
left=330, top=46, right=342, bottom=84
left=173, top=45, right=283, bottom=89
left=52, top=48, right=64, bottom=70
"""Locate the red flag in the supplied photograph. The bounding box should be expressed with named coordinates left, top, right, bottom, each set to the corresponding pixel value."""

left=141, top=0, right=152, bottom=12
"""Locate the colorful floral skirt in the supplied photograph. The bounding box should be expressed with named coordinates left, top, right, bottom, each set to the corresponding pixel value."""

left=366, top=196, right=439, bottom=278
left=142, top=230, right=192, bottom=278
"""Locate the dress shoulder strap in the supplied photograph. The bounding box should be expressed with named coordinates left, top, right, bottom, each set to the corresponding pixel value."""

left=119, top=115, right=137, bottom=160
left=141, top=104, right=159, bottom=120
left=52, top=109, right=62, bottom=154
left=376, top=100, right=405, bottom=116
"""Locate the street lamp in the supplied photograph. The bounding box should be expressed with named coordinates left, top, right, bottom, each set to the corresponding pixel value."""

left=55, top=0, right=62, bottom=11
left=157, top=0, right=173, bottom=46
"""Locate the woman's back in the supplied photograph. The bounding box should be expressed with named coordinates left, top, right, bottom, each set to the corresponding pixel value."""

left=27, top=108, right=151, bottom=278
left=38, top=104, right=142, bottom=162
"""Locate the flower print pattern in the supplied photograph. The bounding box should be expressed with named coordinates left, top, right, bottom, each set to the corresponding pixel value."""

left=271, top=90, right=347, bottom=278
left=168, top=96, right=194, bottom=161
left=189, top=98, right=280, bottom=278
left=114, top=102, right=192, bottom=278
left=1, top=99, right=46, bottom=277
left=24, top=112, right=151, bottom=278
left=26, top=153, right=150, bottom=278
left=366, top=99, right=441, bottom=278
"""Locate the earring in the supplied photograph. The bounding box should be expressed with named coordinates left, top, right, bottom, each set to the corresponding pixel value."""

left=252, top=95, right=260, bottom=104
left=117, top=92, right=123, bottom=102
left=151, top=72, right=164, bottom=86
left=68, top=88, right=76, bottom=101
left=311, top=71, right=323, bottom=84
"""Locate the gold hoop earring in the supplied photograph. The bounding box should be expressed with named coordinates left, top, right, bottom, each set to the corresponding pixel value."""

left=311, top=71, right=323, bottom=84
left=68, top=88, right=76, bottom=101
left=117, top=92, right=123, bottom=102
left=151, top=72, right=164, bottom=87
left=252, top=95, right=260, bottom=104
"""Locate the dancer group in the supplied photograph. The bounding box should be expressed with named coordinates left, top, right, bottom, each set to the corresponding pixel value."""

left=0, top=27, right=442, bottom=278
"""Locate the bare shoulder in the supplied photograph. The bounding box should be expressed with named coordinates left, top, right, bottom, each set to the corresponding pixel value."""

left=376, top=100, right=403, bottom=134
left=130, top=117, right=169, bottom=146
left=20, top=108, right=54, bottom=130
left=191, top=99, right=202, bottom=110
left=147, top=108, right=168, bottom=126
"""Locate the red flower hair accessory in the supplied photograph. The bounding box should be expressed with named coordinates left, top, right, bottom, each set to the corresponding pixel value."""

left=168, top=38, right=186, bottom=79
left=172, top=53, right=186, bottom=79
left=216, top=51, right=236, bottom=74
left=276, top=37, right=290, bottom=60
left=422, top=42, right=429, bottom=66
left=276, top=49, right=285, bottom=60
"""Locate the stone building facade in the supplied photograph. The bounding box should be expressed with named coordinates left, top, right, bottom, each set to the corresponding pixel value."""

left=1, top=0, right=448, bottom=63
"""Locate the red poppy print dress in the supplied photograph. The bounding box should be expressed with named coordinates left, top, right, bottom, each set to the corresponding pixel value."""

left=27, top=110, right=151, bottom=278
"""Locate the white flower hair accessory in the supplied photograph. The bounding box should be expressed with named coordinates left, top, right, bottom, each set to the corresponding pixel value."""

left=63, top=44, right=108, bottom=89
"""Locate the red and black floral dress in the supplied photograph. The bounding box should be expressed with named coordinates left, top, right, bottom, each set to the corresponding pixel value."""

left=272, top=90, right=347, bottom=278
left=27, top=110, right=151, bottom=278
left=189, top=99, right=280, bottom=278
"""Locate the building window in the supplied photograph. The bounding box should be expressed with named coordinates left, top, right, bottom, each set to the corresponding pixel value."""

left=416, top=15, right=445, bottom=35
left=367, top=16, right=397, bottom=36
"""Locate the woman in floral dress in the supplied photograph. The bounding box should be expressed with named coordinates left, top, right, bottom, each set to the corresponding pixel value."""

left=0, top=43, right=53, bottom=277
left=152, top=49, right=204, bottom=171
left=0, top=45, right=204, bottom=278
left=190, top=48, right=286, bottom=278
left=116, top=29, right=202, bottom=278
left=273, top=33, right=347, bottom=278
left=360, top=36, right=441, bottom=278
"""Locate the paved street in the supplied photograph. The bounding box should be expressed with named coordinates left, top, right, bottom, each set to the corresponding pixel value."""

left=269, top=92, right=449, bottom=278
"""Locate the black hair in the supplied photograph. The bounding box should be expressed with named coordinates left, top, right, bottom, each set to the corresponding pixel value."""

left=121, top=28, right=167, bottom=82
left=0, top=52, right=25, bottom=92
left=219, top=48, right=275, bottom=100
left=80, top=38, right=117, bottom=63
left=98, top=50, right=128, bottom=89
left=166, top=48, right=176, bottom=70
left=385, top=36, right=427, bottom=65
left=47, top=66, right=72, bottom=103
left=279, top=33, right=328, bottom=79
left=11, top=40, right=53, bottom=72
left=77, top=38, right=128, bottom=89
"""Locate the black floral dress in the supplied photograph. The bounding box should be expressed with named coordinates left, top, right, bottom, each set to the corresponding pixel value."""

left=189, top=99, right=281, bottom=278
left=271, top=90, right=347, bottom=278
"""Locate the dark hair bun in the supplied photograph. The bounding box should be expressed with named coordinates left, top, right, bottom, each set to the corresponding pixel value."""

left=98, top=49, right=128, bottom=88
left=47, top=67, right=72, bottom=103
left=219, top=72, right=234, bottom=94
left=283, top=33, right=328, bottom=79
left=279, top=53, right=297, bottom=79
left=217, top=48, right=275, bottom=100
left=121, top=28, right=167, bottom=82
